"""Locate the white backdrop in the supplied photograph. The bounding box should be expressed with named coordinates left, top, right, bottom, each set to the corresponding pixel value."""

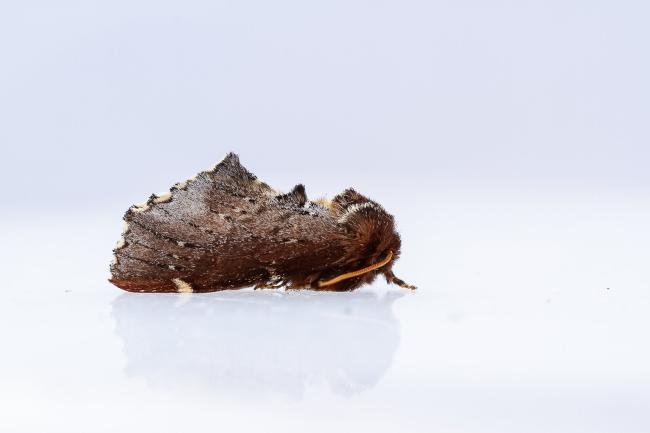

left=1, top=1, right=648, bottom=432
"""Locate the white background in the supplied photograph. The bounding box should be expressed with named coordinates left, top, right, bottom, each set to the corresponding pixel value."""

left=1, top=1, right=649, bottom=432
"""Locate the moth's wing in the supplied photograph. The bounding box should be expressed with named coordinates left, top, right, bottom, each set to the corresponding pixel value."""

left=110, top=153, right=283, bottom=292
left=111, top=152, right=365, bottom=293
left=125, top=153, right=277, bottom=241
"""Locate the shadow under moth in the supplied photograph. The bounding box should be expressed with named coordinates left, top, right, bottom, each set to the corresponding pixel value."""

left=110, top=153, right=415, bottom=293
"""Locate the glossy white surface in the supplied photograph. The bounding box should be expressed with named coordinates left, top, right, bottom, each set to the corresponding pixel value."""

left=2, top=1, right=648, bottom=430
left=2, top=191, right=649, bottom=433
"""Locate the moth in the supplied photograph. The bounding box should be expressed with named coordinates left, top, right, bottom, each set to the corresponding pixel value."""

left=109, top=153, right=415, bottom=293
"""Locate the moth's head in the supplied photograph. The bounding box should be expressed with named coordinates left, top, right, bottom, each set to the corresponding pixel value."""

left=322, top=188, right=403, bottom=290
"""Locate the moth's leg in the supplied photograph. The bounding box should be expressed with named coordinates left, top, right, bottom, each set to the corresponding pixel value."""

left=254, top=270, right=286, bottom=290
left=254, top=281, right=284, bottom=290
left=384, top=270, right=417, bottom=290
left=253, top=279, right=284, bottom=290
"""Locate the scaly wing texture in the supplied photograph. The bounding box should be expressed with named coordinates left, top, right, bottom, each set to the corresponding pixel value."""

left=110, top=153, right=350, bottom=292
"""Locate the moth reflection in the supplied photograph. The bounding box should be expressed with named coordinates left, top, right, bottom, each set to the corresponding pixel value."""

left=111, top=290, right=403, bottom=398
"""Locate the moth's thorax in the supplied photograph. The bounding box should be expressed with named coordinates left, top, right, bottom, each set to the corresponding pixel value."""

left=312, top=190, right=403, bottom=291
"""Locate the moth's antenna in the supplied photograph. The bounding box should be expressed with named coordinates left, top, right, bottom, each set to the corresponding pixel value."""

left=318, top=251, right=394, bottom=288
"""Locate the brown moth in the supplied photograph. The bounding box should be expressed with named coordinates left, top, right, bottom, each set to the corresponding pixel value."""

left=109, top=153, right=415, bottom=293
